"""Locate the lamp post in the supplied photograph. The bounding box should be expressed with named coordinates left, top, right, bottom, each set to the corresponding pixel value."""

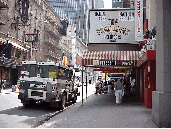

left=6, top=33, right=10, bottom=58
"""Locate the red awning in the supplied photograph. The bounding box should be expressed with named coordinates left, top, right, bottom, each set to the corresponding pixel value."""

left=137, top=50, right=156, bottom=66
left=81, top=51, right=140, bottom=67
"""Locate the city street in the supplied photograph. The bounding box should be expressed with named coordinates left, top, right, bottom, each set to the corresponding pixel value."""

left=0, top=0, right=170, bottom=127
left=0, top=84, right=95, bottom=128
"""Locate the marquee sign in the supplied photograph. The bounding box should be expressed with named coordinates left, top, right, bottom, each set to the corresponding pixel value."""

left=89, top=9, right=135, bottom=44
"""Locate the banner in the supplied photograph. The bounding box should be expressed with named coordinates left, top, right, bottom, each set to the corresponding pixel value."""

left=135, top=0, right=143, bottom=41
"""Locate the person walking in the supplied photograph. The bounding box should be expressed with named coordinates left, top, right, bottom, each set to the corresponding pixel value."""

left=95, top=80, right=100, bottom=94
left=114, top=79, right=124, bottom=105
left=108, top=80, right=112, bottom=94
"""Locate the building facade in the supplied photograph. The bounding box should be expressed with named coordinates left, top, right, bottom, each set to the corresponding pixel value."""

left=0, top=0, right=63, bottom=87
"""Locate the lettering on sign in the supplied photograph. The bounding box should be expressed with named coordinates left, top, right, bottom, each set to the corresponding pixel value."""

left=137, top=0, right=141, bottom=33
left=95, top=12, right=107, bottom=21
left=99, top=60, right=134, bottom=66
left=96, top=19, right=130, bottom=36
left=135, top=0, right=143, bottom=41
left=119, top=12, right=134, bottom=21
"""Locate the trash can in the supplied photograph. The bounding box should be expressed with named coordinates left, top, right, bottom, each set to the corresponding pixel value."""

left=12, top=85, right=16, bottom=92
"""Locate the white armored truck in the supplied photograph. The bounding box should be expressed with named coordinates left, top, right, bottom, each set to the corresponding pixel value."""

left=18, top=61, right=79, bottom=109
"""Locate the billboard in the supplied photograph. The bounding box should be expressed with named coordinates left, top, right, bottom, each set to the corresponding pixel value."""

left=89, top=9, right=135, bottom=44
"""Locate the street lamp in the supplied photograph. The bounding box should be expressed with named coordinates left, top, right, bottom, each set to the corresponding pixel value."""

left=5, top=33, right=10, bottom=58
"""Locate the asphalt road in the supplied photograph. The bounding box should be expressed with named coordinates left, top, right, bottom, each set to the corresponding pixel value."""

left=0, top=84, right=96, bottom=128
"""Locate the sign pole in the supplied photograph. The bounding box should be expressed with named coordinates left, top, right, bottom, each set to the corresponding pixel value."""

left=82, top=65, right=84, bottom=106
left=86, top=67, right=87, bottom=99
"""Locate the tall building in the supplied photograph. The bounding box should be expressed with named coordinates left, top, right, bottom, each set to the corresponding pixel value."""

left=112, top=0, right=135, bottom=8
left=46, top=0, right=88, bottom=45
left=46, top=0, right=78, bottom=24
left=91, top=0, right=104, bottom=9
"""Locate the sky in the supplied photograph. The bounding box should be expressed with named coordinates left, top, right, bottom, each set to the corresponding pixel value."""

left=103, top=0, right=112, bottom=9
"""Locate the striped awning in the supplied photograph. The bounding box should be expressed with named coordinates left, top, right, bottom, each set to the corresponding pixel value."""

left=82, top=51, right=140, bottom=67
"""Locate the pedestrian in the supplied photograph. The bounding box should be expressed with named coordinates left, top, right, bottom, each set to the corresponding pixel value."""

left=114, top=79, right=124, bottom=105
left=2, top=80, right=5, bottom=89
left=99, top=81, right=104, bottom=94
left=95, top=80, right=100, bottom=94
left=108, top=79, right=112, bottom=94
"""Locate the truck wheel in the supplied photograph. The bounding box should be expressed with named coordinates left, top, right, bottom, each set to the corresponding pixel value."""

left=23, top=100, right=36, bottom=107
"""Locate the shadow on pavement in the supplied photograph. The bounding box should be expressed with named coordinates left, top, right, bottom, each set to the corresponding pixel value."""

left=0, top=103, right=58, bottom=117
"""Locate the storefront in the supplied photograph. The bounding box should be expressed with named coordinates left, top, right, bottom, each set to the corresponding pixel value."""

left=138, top=50, right=156, bottom=108
left=82, top=50, right=141, bottom=99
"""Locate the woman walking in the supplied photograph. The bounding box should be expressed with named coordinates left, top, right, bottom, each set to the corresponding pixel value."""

left=114, top=79, right=124, bottom=105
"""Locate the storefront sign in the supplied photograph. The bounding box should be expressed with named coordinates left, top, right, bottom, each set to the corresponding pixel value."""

left=135, top=0, right=143, bottom=41
left=93, top=68, right=127, bottom=73
left=89, top=9, right=135, bottom=44
left=99, top=60, right=134, bottom=66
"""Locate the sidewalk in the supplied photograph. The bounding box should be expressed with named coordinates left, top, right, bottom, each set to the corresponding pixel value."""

left=38, top=90, right=157, bottom=128
left=0, top=87, right=19, bottom=95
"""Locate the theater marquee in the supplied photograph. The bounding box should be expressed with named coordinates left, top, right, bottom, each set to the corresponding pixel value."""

left=89, top=9, right=135, bottom=44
